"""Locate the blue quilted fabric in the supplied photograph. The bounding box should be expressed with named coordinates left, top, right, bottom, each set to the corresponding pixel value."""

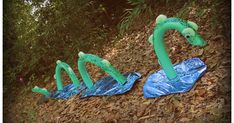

left=49, top=72, right=141, bottom=99
left=143, top=58, right=207, bottom=98
left=50, top=82, right=86, bottom=100
left=81, top=72, right=141, bottom=98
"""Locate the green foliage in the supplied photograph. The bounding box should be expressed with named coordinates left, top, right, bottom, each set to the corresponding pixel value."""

left=28, top=108, right=36, bottom=123
left=4, top=0, right=110, bottom=88
left=4, top=0, right=38, bottom=86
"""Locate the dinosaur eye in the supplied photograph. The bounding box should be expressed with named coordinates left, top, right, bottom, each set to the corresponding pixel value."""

left=182, top=28, right=195, bottom=37
left=186, top=35, right=190, bottom=38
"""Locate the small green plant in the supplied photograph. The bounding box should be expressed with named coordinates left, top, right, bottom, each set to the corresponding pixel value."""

left=28, top=109, right=36, bottom=123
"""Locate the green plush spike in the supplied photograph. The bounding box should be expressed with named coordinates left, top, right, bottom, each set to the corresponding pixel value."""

left=56, top=60, right=61, bottom=64
left=182, top=28, right=195, bottom=36
left=155, top=14, right=167, bottom=24
left=78, top=51, right=85, bottom=57
left=158, top=59, right=161, bottom=65
left=148, top=34, right=153, bottom=44
left=102, top=59, right=110, bottom=66
left=187, top=21, right=198, bottom=31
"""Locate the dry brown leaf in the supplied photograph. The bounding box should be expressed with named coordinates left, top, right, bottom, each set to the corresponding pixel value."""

left=179, top=117, right=191, bottom=122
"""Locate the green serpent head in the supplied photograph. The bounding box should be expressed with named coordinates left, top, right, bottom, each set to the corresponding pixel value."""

left=181, top=21, right=207, bottom=46
left=149, top=14, right=207, bottom=47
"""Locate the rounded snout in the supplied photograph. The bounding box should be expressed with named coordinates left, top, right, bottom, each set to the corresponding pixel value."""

left=194, top=39, right=207, bottom=46
left=192, top=35, right=207, bottom=46
left=199, top=41, right=207, bottom=46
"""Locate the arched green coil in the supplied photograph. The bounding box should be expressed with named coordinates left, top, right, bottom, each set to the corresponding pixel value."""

left=32, top=86, right=50, bottom=97
left=55, top=60, right=80, bottom=90
left=32, top=52, right=127, bottom=96
left=78, top=52, right=127, bottom=89
left=148, top=14, right=207, bottom=80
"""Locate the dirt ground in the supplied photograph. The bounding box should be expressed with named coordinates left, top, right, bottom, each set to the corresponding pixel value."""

left=4, top=1, right=231, bottom=123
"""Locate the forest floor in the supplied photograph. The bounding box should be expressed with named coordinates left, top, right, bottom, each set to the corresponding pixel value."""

left=4, top=1, right=231, bottom=123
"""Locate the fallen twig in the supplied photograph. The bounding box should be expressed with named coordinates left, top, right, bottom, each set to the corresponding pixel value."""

left=138, top=115, right=155, bottom=120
